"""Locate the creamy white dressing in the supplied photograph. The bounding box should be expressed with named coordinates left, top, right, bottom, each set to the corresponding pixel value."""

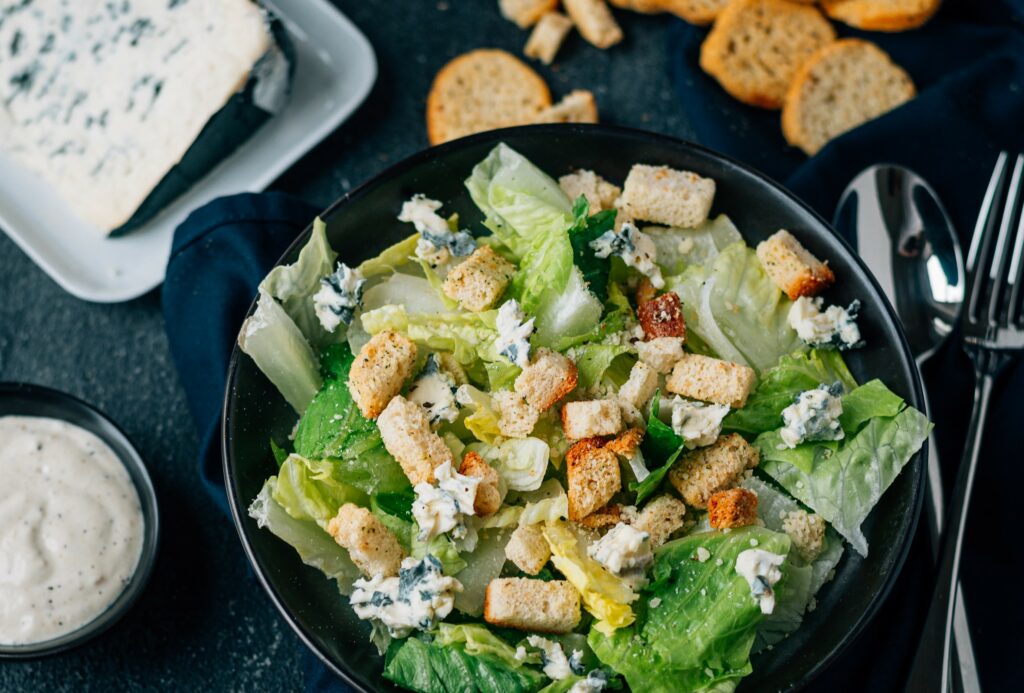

left=0, top=416, right=144, bottom=645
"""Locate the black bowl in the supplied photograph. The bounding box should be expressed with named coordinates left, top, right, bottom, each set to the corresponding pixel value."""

left=223, top=124, right=925, bottom=692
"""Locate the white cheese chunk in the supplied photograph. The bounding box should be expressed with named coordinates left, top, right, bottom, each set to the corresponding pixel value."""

left=735, top=549, right=785, bottom=615
left=587, top=523, right=653, bottom=576
left=568, top=671, right=611, bottom=693
left=408, top=354, right=460, bottom=426
left=670, top=397, right=730, bottom=448
left=526, top=636, right=582, bottom=681
left=349, top=555, right=462, bottom=637
left=787, top=297, right=863, bottom=350
left=313, top=262, right=365, bottom=333
left=412, top=461, right=480, bottom=542
left=398, top=194, right=475, bottom=266
left=780, top=384, right=844, bottom=449
left=495, top=299, right=535, bottom=368
left=589, top=222, right=665, bottom=289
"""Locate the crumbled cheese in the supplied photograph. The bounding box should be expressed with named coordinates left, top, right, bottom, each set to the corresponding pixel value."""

left=515, top=646, right=528, bottom=662
left=695, top=547, right=711, bottom=563
left=787, top=297, right=862, bottom=350
left=715, top=558, right=723, bottom=567
left=780, top=384, right=845, bottom=449
left=398, top=194, right=475, bottom=265
left=649, top=597, right=662, bottom=608
left=527, top=636, right=576, bottom=681
left=735, top=549, right=785, bottom=615
left=750, top=538, right=758, bottom=547
left=670, top=397, right=730, bottom=448
left=626, top=448, right=651, bottom=483
left=494, top=299, right=535, bottom=368
left=313, top=262, right=365, bottom=332
left=590, top=222, right=665, bottom=289
left=587, top=523, right=653, bottom=576
left=411, top=461, right=480, bottom=541
left=408, top=354, right=460, bottom=426
left=349, top=555, right=462, bottom=637
left=568, top=670, right=611, bottom=693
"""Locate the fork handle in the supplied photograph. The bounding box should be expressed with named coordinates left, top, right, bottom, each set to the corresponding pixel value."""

left=906, top=370, right=995, bottom=692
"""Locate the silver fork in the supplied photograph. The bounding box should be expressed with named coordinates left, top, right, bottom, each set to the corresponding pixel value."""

left=906, top=151, right=1024, bottom=692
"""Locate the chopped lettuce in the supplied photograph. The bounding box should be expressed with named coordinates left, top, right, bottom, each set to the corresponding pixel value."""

left=361, top=304, right=504, bottom=368
left=646, top=214, right=742, bottom=275
left=357, top=234, right=419, bottom=278
left=532, top=267, right=604, bottom=349
left=384, top=634, right=545, bottom=693
left=272, top=453, right=368, bottom=526
left=572, top=344, right=632, bottom=390
left=589, top=527, right=791, bottom=692
left=412, top=530, right=468, bottom=576
left=632, top=394, right=684, bottom=503
left=469, top=437, right=550, bottom=492
left=238, top=290, right=323, bottom=413
left=454, top=530, right=512, bottom=616
left=568, top=197, right=617, bottom=303
left=433, top=623, right=526, bottom=668
left=259, top=217, right=338, bottom=347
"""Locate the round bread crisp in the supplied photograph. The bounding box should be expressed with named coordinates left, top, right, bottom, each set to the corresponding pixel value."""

left=426, top=50, right=552, bottom=145
left=610, top=0, right=814, bottom=25
left=782, top=39, right=916, bottom=156
left=699, top=0, right=836, bottom=109
left=821, top=0, right=941, bottom=32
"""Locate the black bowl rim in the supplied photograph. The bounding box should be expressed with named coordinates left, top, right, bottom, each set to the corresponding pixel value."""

left=0, top=381, right=161, bottom=658
left=222, top=122, right=926, bottom=692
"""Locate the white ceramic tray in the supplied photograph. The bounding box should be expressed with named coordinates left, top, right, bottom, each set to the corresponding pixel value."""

left=0, top=0, right=376, bottom=303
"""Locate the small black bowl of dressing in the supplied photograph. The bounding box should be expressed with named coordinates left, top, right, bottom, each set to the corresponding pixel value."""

left=0, top=383, right=159, bottom=658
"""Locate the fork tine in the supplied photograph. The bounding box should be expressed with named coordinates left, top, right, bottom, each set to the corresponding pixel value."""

left=966, top=152, right=1010, bottom=322
left=987, top=154, right=1024, bottom=324
left=1006, top=181, right=1024, bottom=325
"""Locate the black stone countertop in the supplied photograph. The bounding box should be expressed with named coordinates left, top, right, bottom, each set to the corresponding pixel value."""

left=0, top=2, right=693, bottom=690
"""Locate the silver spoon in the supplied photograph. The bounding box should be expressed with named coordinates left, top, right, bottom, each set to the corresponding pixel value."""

left=834, top=165, right=979, bottom=692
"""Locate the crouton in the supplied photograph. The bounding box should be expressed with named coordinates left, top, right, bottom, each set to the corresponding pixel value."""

left=348, top=330, right=418, bottom=419
left=377, top=396, right=453, bottom=485
left=563, top=0, right=623, bottom=49
left=515, top=348, right=578, bottom=411
left=566, top=439, right=621, bottom=520
left=638, top=291, right=686, bottom=340
left=532, top=89, right=599, bottom=124
left=575, top=504, right=624, bottom=529
left=617, top=164, right=716, bottom=229
left=558, top=169, right=622, bottom=213
left=442, top=245, right=517, bottom=312
left=633, top=495, right=687, bottom=547
left=459, top=451, right=502, bottom=517
left=505, top=524, right=552, bottom=575
left=668, top=433, right=759, bottom=508
left=782, top=509, right=826, bottom=562
left=666, top=353, right=756, bottom=408
left=618, top=361, right=659, bottom=409
left=561, top=400, right=624, bottom=440
left=499, top=0, right=559, bottom=28
left=756, top=230, right=835, bottom=299
left=494, top=390, right=542, bottom=438
left=636, top=336, right=685, bottom=374
left=707, top=488, right=759, bottom=529
left=635, top=277, right=658, bottom=306
left=327, top=504, right=405, bottom=578
left=484, top=578, right=581, bottom=633
left=606, top=427, right=644, bottom=458
left=618, top=399, right=645, bottom=428
left=524, top=11, right=574, bottom=65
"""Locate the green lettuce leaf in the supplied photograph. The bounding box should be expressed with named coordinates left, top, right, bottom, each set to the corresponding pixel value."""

left=589, top=526, right=791, bottom=692
left=361, top=304, right=504, bottom=369
left=568, top=196, right=616, bottom=302
left=271, top=453, right=368, bottom=526
left=433, top=623, right=524, bottom=668
left=383, top=635, right=545, bottom=693
left=573, top=344, right=632, bottom=389
left=647, top=214, right=743, bottom=275
left=453, top=530, right=513, bottom=616
left=837, top=379, right=905, bottom=433
left=412, top=530, right=467, bottom=576
left=357, top=234, right=419, bottom=278
left=632, top=394, right=684, bottom=503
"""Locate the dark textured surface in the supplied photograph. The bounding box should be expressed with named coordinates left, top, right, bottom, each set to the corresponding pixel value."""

left=0, top=2, right=691, bottom=691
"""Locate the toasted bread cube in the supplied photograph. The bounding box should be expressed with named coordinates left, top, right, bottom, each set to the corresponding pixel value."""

left=348, top=330, right=418, bottom=419
left=707, top=488, right=759, bottom=529
left=377, top=395, right=453, bottom=485
left=618, top=361, right=659, bottom=409
left=575, top=504, right=625, bottom=529
left=524, top=11, right=574, bottom=65
left=499, top=0, right=559, bottom=27
left=638, top=291, right=686, bottom=339
left=459, top=451, right=502, bottom=517
left=668, top=433, right=759, bottom=509
left=443, top=245, right=516, bottom=312
left=484, top=578, right=581, bottom=633
left=633, top=495, right=687, bottom=548
left=515, top=348, right=578, bottom=411
left=533, top=89, right=599, bottom=124
left=327, top=504, right=406, bottom=578
left=563, top=0, right=623, bottom=49
left=618, top=164, right=715, bottom=228
left=561, top=400, right=623, bottom=440
left=666, top=353, right=756, bottom=408
left=558, top=169, right=622, bottom=213
left=756, top=230, right=835, bottom=300
left=606, top=427, right=644, bottom=458
left=494, top=390, right=542, bottom=438
left=505, top=524, right=552, bottom=575
left=566, top=438, right=621, bottom=520
left=782, top=509, right=826, bottom=562
left=636, top=336, right=685, bottom=374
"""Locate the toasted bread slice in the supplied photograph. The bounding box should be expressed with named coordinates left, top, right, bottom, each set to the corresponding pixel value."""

left=532, top=90, right=599, bottom=124
left=821, top=0, right=940, bottom=32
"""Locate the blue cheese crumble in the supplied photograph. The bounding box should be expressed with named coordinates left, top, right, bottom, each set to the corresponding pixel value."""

left=587, top=523, right=653, bottom=577
left=494, top=299, right=535, bottom=368
left=407, top=355, right=460, bottom=426
left=526, top=635, right=583, bottom=681
left=568, top=670, right=611, bottom=693
left=398, top=194, right=475, bottom=266
left=411, top=461, right=480, bottom=542
left=589, top=222, right=665, bottom=289
left=787, top=297, right=863, bottom=350
left=349, top=555, right=461, bottom=637
left=670, top=398, right=730, bottom=448
left=780, top=384, right=844, bottom=449
left=313, top=262, right=365, bottom=332
left=735, top=549, right=785, bottom=615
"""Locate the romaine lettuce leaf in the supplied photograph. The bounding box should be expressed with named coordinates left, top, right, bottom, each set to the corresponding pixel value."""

left=632, top=394, right=684, bottom=503
left=383, top=635, right=545, bottom=693
left=271, top=453, right=368, bottom=526
left=433, top=623, right=526, bottom=668
left=647, top=214, right=742, bottom=275
left=361, top=304, right=504, bottom=367
left=238, top=290, right=323, bottom=413
left=589, top=526, right=791, bottom=693
left=572, top=344, right=632, bottom=389
left=568, top=196, right=617, bottom=303
left=532, top=267, right=605, bottom=348
left=454, top=530, right=512, bottom=616
left=465, top=143, right=574, bottom=260
left=357, top=233, right=419, bottom=278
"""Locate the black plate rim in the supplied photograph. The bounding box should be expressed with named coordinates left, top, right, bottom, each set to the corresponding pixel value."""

left=222, top=123, right=926, bottom=692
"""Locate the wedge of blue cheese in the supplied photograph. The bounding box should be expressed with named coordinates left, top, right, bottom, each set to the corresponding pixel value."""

left=0, top=0, right=292, bottom=234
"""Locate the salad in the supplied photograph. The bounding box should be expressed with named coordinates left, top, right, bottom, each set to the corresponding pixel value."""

left=240, top=143, right=930, bottom=693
